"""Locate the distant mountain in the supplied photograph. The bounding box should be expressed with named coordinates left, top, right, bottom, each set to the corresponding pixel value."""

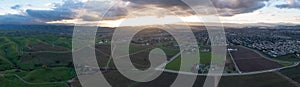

left=0, top=24, right=74, bottom=30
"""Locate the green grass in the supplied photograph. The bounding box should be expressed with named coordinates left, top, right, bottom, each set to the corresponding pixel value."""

left=0, top=56, right=14, bottom=70
left=275, top=54, right=300, bottom=62
left=38, top=36, right=72, bottom=49
left=0, top=67, right=74, bottom=87
left=165, top=51, right=232, bottom=72
left=0, top=69, right=29, bottom=77
left=129, top=44, right=150, bottom=54
left=165, top=56, right=181, bottom=71
left=20, top=52, right=72, bottom=68
left=0, top=42, right=20, bottom=65
left=0, top=36, right=75, bottom=86
left=152, top=41, right=180, bottom=56
left=0, top=67, right=76, bottom=83
left=0, top=36, right=72, bottom=67
left=278, top=62, right=294, bottom=66
left=9, top=37, right=42, bottom=50
left=165, top=52, right=212, bottom=71
left=23, top=67, right=76, bottom=83
left=0, top=76, right=67, bottom=87
left=160, top=47, right=180, bottom=57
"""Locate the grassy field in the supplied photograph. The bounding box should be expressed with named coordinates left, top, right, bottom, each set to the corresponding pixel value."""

left=23, top=67, right=76, bottom=83
left=0, top=67, right=75, bottom=87
left=0, top=36, right=75, bottom=87
left=165, top=52, right=212, bottom=71
left=0, top=67, right=76, bottom=82
left=275, top=54, right=300, bottom=62
left=20, top=52, right=72, bottom=68
left=0, top=36, right=72, bottom=67
left=0, top=76, right=67, bottom=87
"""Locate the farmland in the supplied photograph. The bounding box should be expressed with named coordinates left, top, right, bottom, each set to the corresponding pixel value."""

left=229, top=46, right=284, bottom=72
left=0, top=26, right=299, bottom=87
left=133, top=72, right=297, bottom=87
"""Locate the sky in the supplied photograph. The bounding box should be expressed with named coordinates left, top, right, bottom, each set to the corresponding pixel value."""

left=0, top=0, right=299, bottom=27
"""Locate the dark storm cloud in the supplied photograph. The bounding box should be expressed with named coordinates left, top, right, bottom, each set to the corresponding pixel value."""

left=26, top=9, right=74, bottom=21
left=124, top=0, right=268, bottom=16
left=0, top=0, right=129, bottom=24
left=213, top=0, right=267, bottom=16
left=0, top=0, right=270, bottom=25
left=0, top=14, right=42, bottom=24
left=123, top=0, right=190, bottom=10
left=26, top=0, right=83, bottom=21
left=77, top=0, right=129, bottom=21
left=0, top=0, right=84, bottom=24
left=11, top=5, right=21, bottom=10
left=276, top=0, right=300, bottom=9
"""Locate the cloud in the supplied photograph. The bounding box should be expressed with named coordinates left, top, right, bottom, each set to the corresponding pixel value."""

left=26, top=9, right=75, bottom=21
left=26, top=0, right=83, bottom=21
left=214, top=0, right=267, bottom=16
left=11, top=5, right=21, bottom=10
left=0, top=0, right=84, bottom=24
left=296, top=16, right=300, bottom=20
left=77, top=0, right=129, bottom=21
left=0, top=14, right=43, bottom=24
left=0, top=0, right=269, bottom=25
left=0, top=0, right=130, bottom=24
left=276, top=0, right=300, bottom=9
left=123, top=0, right=268, bottom=16
left=123, top=0, right=191, bottom=10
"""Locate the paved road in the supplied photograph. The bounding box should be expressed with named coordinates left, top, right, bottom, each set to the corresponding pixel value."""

left=23, top=51, right=71, bottom=54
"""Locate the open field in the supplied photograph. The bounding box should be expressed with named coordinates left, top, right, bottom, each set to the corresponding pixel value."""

left=165, top=52, right=211, bottom=71
left=276, top=54, right=300, bottom=62
left=164, top=51, right=237, bottom=73
left=27, top=42, right=69, bottom=52
left=0, top=67, right=75, bottom=87
left=280, top=65, right=300, bottom=83
left=132, top=71, right=297, bottom=87
left=0, top=35, right=75, bottom=87
left=0, top=36, right=72, bottom=67
left=20, top=52, right=73, bottom=68
left=229, top=46, right=283, bottom=72
left=0, top=76, right=67, bottom=87
left=70, top=70, right=298, bottom=87
left=95, top=45, right=179, bottom=71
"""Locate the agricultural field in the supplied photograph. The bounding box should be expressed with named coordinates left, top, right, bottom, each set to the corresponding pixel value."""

left=70, top=66, right=298, bottom=87
left=133, top=72, right=297, bottom=87
left=218, top=72, right=297, bottom=87
left=280, top=65, right=300, bottom=83
left=229, top=46, right=284, bottom=72
left=94, top=43, right=180, bottom=69
left=275, top=54, right=300, bottom=62
left=165, top=51, right=237, bottom=73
